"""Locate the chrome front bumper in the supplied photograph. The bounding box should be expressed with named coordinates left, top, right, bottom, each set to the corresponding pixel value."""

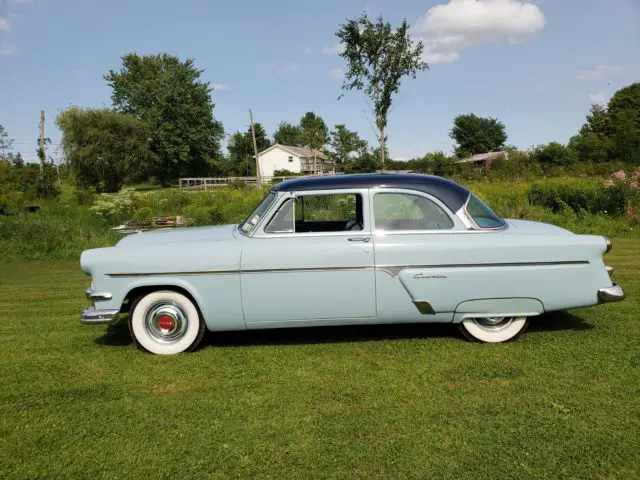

left=598, top=284, right=625, bottom=303
left=81, top=307, right=120, bottom=325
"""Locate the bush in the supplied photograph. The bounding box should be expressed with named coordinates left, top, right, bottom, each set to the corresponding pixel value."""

left=133, top=206, right=154, bottom=226
left=530, top=142, right=577, bottom=169
left=528, top=179, right=637, bottom=217
left=0, top=204, right=120, bottom=261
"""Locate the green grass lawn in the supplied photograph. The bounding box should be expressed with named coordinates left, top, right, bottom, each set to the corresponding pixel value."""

left=1, top=240, right=638, bottom=479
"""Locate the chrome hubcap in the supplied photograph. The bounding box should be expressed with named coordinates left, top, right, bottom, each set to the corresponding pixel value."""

left=472, top=317, right=514, bottom=331
left=143, top=302, right=188, bottom=344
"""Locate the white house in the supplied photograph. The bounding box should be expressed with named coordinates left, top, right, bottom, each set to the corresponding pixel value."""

left=256, top=144, right=335, bottom=178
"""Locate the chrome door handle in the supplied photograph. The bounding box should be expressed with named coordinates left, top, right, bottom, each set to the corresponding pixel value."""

left=347, top=237, right=370, bottom=243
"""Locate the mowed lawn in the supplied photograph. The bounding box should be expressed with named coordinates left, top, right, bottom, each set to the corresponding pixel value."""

left=1, top=240, right=639, bottom=479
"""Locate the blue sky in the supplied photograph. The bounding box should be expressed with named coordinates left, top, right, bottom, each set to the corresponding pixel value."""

left=1, top=0, right=639, bottom=163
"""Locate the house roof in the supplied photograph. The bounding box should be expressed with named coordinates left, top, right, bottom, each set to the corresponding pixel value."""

left=455, top=151, right=507, bottom=164
left=257, top=144, right=330, bottom=161
left=273, top=173, right=470, bottom=212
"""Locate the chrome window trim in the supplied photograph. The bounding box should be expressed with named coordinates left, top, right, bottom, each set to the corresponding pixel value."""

left=240, top=190, right=281, bottom=238
left=254, top=188, right=371, bottom=238
left=462, top=193, right=509, bottom=231
left=370, top=187, right=463, bottom=234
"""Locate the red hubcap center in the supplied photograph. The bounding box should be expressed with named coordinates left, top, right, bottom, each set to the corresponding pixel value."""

left=158, top=315, right=175, bottom=330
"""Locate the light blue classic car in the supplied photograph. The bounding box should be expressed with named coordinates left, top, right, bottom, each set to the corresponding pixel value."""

left=80, top=174, right=624, bottom=354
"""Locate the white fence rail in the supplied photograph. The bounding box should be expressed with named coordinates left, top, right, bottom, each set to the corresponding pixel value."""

left=179, top=174, right=343, bottom=190
left=179, top=176, right=296, bottom=190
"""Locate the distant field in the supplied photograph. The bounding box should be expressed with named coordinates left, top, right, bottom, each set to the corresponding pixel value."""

left=0, top=239, right=638, bottom=479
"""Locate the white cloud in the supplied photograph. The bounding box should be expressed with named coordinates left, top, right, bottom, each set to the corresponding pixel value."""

left=413, top=0, right=546, bottom=64
left=321, top=43, right=344, bottom=55
left=212, top=83, right=230, bottom=91
left=274, top=63, right=298, bottom=73
left=0, top=17, right=10, bottom=31
left=329, top=67, right=344, bottom=80
left=577, top=65, right=625, bottom=81
left=303, top=45, right=312, bottom=55
left=589, top=93, right=607, bottom=105
left=0, top=43, right=17, bottom=55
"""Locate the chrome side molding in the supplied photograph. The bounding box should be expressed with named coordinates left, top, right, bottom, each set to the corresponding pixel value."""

left=86, top=288, right=112, bottom=301
left=598, top=284, right=625, bottom=303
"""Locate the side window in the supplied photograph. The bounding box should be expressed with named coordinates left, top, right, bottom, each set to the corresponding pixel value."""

left=265, top=193, right=363, bottom=233
left=265, top=199, right=294, bottom=233
left=295, top=193, right=363, bottom=232
left=374, top=193, right=453, bottom=231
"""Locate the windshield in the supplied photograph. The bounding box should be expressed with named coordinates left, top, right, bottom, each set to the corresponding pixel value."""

left=465, top=193, right=506, bottom=229
left=239, top=192, right=277, bottom=234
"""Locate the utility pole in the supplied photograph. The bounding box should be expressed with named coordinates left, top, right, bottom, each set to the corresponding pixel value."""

left=38, top=110, right=46, bottom=172
left=249, top=109, right=262, bottom=188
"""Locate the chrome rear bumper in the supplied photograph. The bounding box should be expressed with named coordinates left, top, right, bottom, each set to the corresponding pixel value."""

left=598, top=284, right=625, bottom=303
left=81, top=307, right=120, bottom=325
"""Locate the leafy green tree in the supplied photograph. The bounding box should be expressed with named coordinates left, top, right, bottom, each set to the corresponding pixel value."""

left=299, top=112, right=329, bottom=149
left=273, top=122, right=302, bottom=146
left=57, top=107, right=153, bottom=192
left=580, top=104, right=611, bottom=137
left=574, top=83, right=640, bottom=165
left=336, top=13, right=427, bottom=168
left=450, top=114, right=507, bottom=158
left=105, top=53, right=224, bottom=185
left=607, top=83, right=640, bottom=165
left=329, top=124, right=368, bottom=164
left=9, top=152, right=24, bottom=168
left=227, top=123, right=270, bottom=176
left=530, top=142, right=577, bottom=168
left=0, top=124, right=14, bottom=160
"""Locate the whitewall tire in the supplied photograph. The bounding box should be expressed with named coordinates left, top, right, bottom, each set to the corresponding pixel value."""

left=459, top=316, right=529, bottom=343
left=128, top=290, right=206, bottom=355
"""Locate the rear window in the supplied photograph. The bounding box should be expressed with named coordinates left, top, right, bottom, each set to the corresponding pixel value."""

left=465, top=193, right=506, bottom=229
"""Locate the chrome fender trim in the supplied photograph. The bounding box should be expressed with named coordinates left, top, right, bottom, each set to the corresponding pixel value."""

left=86, top=288, right=113, bottom=301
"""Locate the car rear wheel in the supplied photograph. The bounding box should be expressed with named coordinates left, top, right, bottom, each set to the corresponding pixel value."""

left=459, top=316, right=529, bottom=343
left=128, top=290, right=206, bottom=354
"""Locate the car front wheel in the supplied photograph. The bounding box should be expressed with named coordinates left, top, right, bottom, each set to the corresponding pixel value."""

left=129, top=290, right=206, bottom=354
left=459, top=316, right=529, bottom=343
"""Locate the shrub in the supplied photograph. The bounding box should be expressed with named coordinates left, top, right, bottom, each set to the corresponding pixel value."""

left=0, top=204, right=121, bottom=261
left=528, top=179, right=637, bottom=217
left=134, top=206, right=154, bottom=226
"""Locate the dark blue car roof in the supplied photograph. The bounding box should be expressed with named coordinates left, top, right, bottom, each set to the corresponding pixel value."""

left=273, top=173, right=470, bottom=212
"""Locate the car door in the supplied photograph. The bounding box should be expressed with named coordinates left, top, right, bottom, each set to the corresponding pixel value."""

left=371, top=189, right=467, bottom=322
left=240, top=189, right=376, bottom=327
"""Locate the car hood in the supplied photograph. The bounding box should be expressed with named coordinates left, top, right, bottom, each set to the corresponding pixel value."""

left=116, top=224, right=240, bottom=248
left=504, top=219, right=573, bottom=235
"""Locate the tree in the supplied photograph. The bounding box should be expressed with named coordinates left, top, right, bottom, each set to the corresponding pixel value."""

left=273, top=122, right=302, bottom=146
left=57, top=107, right=153, bottom=192
left=104, top=53, right=224, bottom=185
left=450, top=114, right=508, bottom=158
left=299, top=112, right=329, bottom=149
left=530, top=142, right=577, bottom=168
left=607, top=83, right=640, bottom=165
left=336, top=13, right=427, bottom=169
left=329, top=124, right=368, bottom=164
left=0, top=124, right=14, bottom=159
left=574, top=83, right=640, bottom=165
left=227, top=123, right=271, bottom=176
left=580, top=104, right=611, bottom=137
